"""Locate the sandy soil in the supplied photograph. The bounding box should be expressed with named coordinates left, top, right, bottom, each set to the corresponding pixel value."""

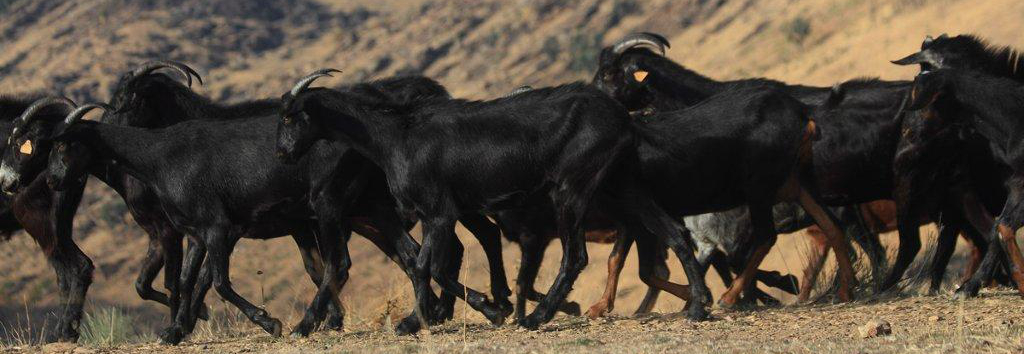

left=11, top=290, right=1024, bottom=354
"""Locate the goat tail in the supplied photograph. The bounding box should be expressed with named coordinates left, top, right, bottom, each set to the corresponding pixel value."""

left=797, top=116, right=817, bottom=167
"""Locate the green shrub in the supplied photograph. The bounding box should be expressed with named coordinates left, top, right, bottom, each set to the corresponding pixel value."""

left=568, top=32, right=603, bottom=73
left=0, top=0, right=17, bottom=13
left=79, top=307, right=148, bottom=346
left=783, top=17, right=811, bottom=44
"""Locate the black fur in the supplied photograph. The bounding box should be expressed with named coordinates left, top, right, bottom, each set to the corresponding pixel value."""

left=280, top=78, right=713, bottom=329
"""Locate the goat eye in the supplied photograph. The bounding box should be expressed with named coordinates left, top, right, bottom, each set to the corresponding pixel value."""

left=283, top=116, right=293, bottom=125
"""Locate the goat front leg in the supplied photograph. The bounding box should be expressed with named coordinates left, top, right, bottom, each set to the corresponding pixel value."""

left=159, top=236, right=206, bottom=345
left=625, top=195, right=708, bottom=320
left=43, top=235, right=94, bottom=343
left=423, top=217, right=508, bottom=326
left=928, top=213, right=963, bottom=294
left=953, top=189, right=1001, bottom=298
left=292, top=221, right=352, bottom=337
left=18, top=183, right=92, bottom=343
left=518, top=206, right=589, bottom=329
left=357, top=207, right=448, bottom=336
left=200, top=227, right=284, bottom=339
left=880, top=201, right=923, bottom=293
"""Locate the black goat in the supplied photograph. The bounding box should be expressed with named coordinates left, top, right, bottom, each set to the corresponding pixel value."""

left=493, top=87, right=799, bottom=318
left=592, top=33, right=989, bottom=294
left=279, top=73, right=714, bottom=329
left=13, top=69, right=503, bottom=344
left=900, top=69, right=1024, bottom=297
left=892, top=34, right=1021, bottom=296
left=613, top=86, right=857, bottom=307
left=0, top=95, right=87, bottom=342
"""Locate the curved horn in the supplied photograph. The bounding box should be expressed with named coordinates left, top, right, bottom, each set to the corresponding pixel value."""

left=131, top=61, right=204, bottom=87
left=891, top=51, right=925, bottom=66
left=63, top=103, right=113, bottom=125
left=16, top=97, right=76, bottom=128
left=611, top=32, right=670, bottom=55
left=289, top=68, right=342, bottom=96
left=505, top=86, right=534, bottom=98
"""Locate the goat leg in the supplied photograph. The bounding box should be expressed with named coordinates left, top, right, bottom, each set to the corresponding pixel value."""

left=460, top=214, right=514, bottom=318
left=586, top=233, right=632, bottom=318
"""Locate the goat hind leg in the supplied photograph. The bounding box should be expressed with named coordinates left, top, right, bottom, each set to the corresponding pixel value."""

left=586, top=233, right=632, bottom=318
left=292, top=231, right=347, bottom=331
left=798, top=190, right=856, bottom=301
left=720, top=204, right=777, bottom=308
left=460, top=214, right=514, bottom=317
left=292, top=224, right=352, bottom=337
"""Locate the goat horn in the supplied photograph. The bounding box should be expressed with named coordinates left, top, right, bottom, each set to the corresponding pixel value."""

left=132, top=61, right=204, bottom=87
left=16, top=97, right=77, bottom=129
left=505, top=86, right=533, bottom=98
left=290, top=68, right=342, bottom=96
left=611, top=32, right=670, bottom=56
left=63, top=103, right=113, bottom=125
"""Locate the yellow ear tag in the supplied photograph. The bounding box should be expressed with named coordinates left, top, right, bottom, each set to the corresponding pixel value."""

left=19, top=140, right=32, bottom=155
left=633, top=70, right=649, bottom=82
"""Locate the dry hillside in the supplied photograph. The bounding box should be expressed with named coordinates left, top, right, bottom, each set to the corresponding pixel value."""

left=2, top=0, right=1024, bottom=352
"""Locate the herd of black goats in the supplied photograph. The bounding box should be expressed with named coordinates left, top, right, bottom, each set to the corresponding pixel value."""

left=1, top=31, right=1023, bottom=345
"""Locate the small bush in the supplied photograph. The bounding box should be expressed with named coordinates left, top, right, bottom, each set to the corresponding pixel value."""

left=568, top=32, right=603, bottom=73
left=97, top=199, right=128, bottom=229
left=0, top=0, right=17, bottom=13
left=79, top=307, right=147, bottom=347
left=783, top=17, right=811, bottom=44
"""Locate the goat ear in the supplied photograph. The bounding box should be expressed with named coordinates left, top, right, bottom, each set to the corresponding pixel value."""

left=922, top=35, right=934, bottom=49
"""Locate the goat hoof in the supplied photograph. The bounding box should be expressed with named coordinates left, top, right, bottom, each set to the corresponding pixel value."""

left=952, top=284, right=979, bottom=300
left=496, top=299, right=515, bottom=319
left=687, top=305, right=709, bottom=322
left=46, top=328, right=79, bottom=344
left=780, top=274, right=800, bottom=295
left=585, top=301, right=610, bottom=319
left=517, top=315, right=543, bottom=330
left=325, top=313, right=345, bottom=331
left=395, top=315, right=422, bottom=336
left=159, top=326, right=185, bottom=345
left=257, top=317, right=283, bottom=337
left=289, top=320, right=316, bottom=338
left=561, top=301, right=582, bottom=317
left=432, top=304, right=455, bottom=323
left=481, top=305, right=508, bottom=326
left=758, top=295, right=781, bottom=307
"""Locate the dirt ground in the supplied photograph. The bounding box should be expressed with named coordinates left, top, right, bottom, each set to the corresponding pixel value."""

left=9, top=289, right=1024, bottom=354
